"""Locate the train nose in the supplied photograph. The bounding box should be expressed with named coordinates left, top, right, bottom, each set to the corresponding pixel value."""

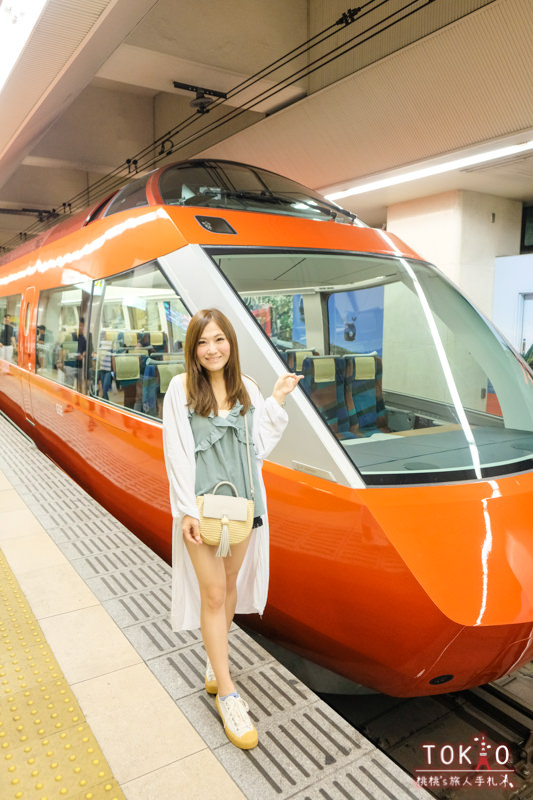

left=365, top=473, right=533, bottom=628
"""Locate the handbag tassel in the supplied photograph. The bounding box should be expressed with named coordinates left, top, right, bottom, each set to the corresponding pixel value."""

left=216, top=515, right=232, bottom=558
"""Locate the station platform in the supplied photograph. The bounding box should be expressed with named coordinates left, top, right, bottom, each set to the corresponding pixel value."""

left=0, top=410, right=432, bottom=800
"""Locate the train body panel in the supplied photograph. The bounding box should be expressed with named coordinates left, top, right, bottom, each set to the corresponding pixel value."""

left=1, top=158, right=533, bottom=696
left=258, top=462, right=533, bottom=695
left=364, top=477, right=533, bottom=628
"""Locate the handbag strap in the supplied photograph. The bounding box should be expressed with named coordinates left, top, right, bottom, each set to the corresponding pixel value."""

left=244, top=414, right=254, bottom=500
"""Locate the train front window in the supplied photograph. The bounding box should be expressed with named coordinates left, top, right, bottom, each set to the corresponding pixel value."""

left=210, top=249, right=533, bottom=485
left=102, top=172, right=152, bottom=218
left=158, top=160, right=359, bottom=224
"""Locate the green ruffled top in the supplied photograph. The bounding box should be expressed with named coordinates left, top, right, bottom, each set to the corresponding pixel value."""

left=189, top=401, right=265, bottom=517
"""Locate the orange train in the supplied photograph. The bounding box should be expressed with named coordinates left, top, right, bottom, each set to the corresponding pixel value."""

left=1, top=159, right=532, bottom=697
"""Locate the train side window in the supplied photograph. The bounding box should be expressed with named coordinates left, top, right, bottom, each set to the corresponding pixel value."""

left=0, top=293, right=21, bottom=366
left=36, top=283, right=92, bottom=392
left=89, top=261, right=190, bottom=419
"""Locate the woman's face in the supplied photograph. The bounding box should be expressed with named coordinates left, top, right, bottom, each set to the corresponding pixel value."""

left=196, top=320, right=231, bottom=374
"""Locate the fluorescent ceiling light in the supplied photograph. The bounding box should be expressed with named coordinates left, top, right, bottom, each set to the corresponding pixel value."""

left=325, top=139, right=533, bottom=201
left=0, top=0, right=48, bottom=93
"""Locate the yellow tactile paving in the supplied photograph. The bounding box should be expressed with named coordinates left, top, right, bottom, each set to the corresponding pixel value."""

left=0, top=548, right=126, bottom=800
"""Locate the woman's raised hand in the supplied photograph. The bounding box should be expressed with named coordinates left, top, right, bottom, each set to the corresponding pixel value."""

left=272, top=372, right=304, bottom=406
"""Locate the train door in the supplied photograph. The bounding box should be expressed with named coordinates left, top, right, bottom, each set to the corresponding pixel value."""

left=19, top=286, right=37, bottom=425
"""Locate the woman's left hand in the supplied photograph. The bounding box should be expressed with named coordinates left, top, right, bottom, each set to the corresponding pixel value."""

left=272, top=372, right=304, bottom=406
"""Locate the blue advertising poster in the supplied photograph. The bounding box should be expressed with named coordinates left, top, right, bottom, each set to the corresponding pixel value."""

left=327, top=286, right=384, bottom=355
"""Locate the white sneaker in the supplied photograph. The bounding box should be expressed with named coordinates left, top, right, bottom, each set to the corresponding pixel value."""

left=216, top=693, right=258, bottom=749
left=205, top=657, right=217, bottom=695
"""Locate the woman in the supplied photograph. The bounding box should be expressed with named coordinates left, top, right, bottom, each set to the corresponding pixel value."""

left=162, top=308, right=302, bottom=750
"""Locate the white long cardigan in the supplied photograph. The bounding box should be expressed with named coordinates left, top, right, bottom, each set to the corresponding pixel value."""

left=162, top=374, right=288, bottom=631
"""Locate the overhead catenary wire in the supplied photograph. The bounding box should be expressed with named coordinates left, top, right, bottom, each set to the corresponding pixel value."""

left=142, top=0, right=434, bottom=171
left=53, top=3, right=376, bottom=214
left=68, top=0, right=430, bottom=204
left=62, top=1, right=380, bottom=209
left=1, top=0, right=400, bottom=248
left=0, top=0, right=436, bottom=253
left=127, top=0, right=395, bottom=173
left=82, top=0, right=433, bottom=194
left=2, top=0, right=435, bottom=250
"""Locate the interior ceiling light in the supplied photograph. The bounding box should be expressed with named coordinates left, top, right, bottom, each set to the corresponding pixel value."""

left=0, top=0, right=48, bottom=93
left=325, top=139, right=533, bottom=201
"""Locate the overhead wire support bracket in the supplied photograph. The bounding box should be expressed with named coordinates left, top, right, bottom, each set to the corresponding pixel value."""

left=0, top=0, right=430, bottom=253
left=172, top=81, right=228, bottom=114
left=337, top=7, right=362, bottom=27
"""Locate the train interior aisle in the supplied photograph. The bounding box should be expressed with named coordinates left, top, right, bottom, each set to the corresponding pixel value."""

left=0, top=411, right=431, bottom=800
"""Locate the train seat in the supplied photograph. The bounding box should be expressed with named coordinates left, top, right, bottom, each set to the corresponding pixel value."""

left=141, top=359, right=184, bottom=417
left=113, top=354, right=142, bottom=409
left=284, top=349, right=314, bottom=372
left=150, top=331, right=167, bottom=353
left=122, top=331, right=139, bottom=348
left=345, top=354, right=389, bottom=436
left=301, top=355, right=356, bottom=439
left=58, top=328, right=77, bottom=344
left=113, top=354, right=140, bottom=383
left=157, top=362, right=184, bottom=393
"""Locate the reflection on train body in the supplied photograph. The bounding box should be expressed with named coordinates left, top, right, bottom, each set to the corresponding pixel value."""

left=1, top=158, right=533, bottom=697
left=213, top=250, right=533, bottom=484
left=30, top=250, right=533, bottom=487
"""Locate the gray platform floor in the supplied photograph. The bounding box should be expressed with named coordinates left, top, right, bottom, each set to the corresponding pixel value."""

left=0, top=411, right=431, bottom=800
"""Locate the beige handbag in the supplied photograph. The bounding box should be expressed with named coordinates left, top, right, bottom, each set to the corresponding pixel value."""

left=196, top=415, right=255, bottom=557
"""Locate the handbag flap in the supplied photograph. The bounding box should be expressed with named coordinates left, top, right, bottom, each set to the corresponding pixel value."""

left=202, top=492, right=249, bottom=521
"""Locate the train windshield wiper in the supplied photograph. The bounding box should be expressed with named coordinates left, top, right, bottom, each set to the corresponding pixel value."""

left=226, top=189, right=356, bottom=223
left=261, top=189, right=357, bottom=224
left=185, top=187, right=355, bottom=223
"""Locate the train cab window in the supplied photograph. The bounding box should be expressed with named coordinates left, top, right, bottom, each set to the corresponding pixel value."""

left=89, top=261, right=190, bottom=419
left=36, top=283, right=92, bottom=392
left=158, top=160, right=359, bottom=224
left=211, top=249, right=533, bottom=485
left=0, top=294, right=21, bottom=366
left=102, top=172, right=153, bottom=218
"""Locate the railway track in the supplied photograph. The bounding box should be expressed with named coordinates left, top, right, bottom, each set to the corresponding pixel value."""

left=321, top=662, right=533, bottom=800
left=242, top=628, right=532, bottom=798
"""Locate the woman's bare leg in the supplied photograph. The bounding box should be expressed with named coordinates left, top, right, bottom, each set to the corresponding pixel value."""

left=185, top=539, right=234, bottom=696
left=223, top=534, right=252, bottom=631
left=185, top=535, right=253, bottom=696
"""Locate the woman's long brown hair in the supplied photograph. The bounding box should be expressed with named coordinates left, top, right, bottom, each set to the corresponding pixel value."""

left=184, top=308, right=251, bottom=416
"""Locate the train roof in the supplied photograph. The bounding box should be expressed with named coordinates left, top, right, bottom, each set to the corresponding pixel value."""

left=0, top=159, right=362, bottom=268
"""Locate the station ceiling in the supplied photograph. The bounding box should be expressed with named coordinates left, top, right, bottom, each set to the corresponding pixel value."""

left=0, top=0, right=532, bottom=251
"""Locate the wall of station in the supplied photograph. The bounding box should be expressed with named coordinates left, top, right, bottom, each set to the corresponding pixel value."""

left=493, top=253, right=533, bottom=354
left=384, top=189, right=527, bottom=396
left=386, top=190, right=522, bottom=319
